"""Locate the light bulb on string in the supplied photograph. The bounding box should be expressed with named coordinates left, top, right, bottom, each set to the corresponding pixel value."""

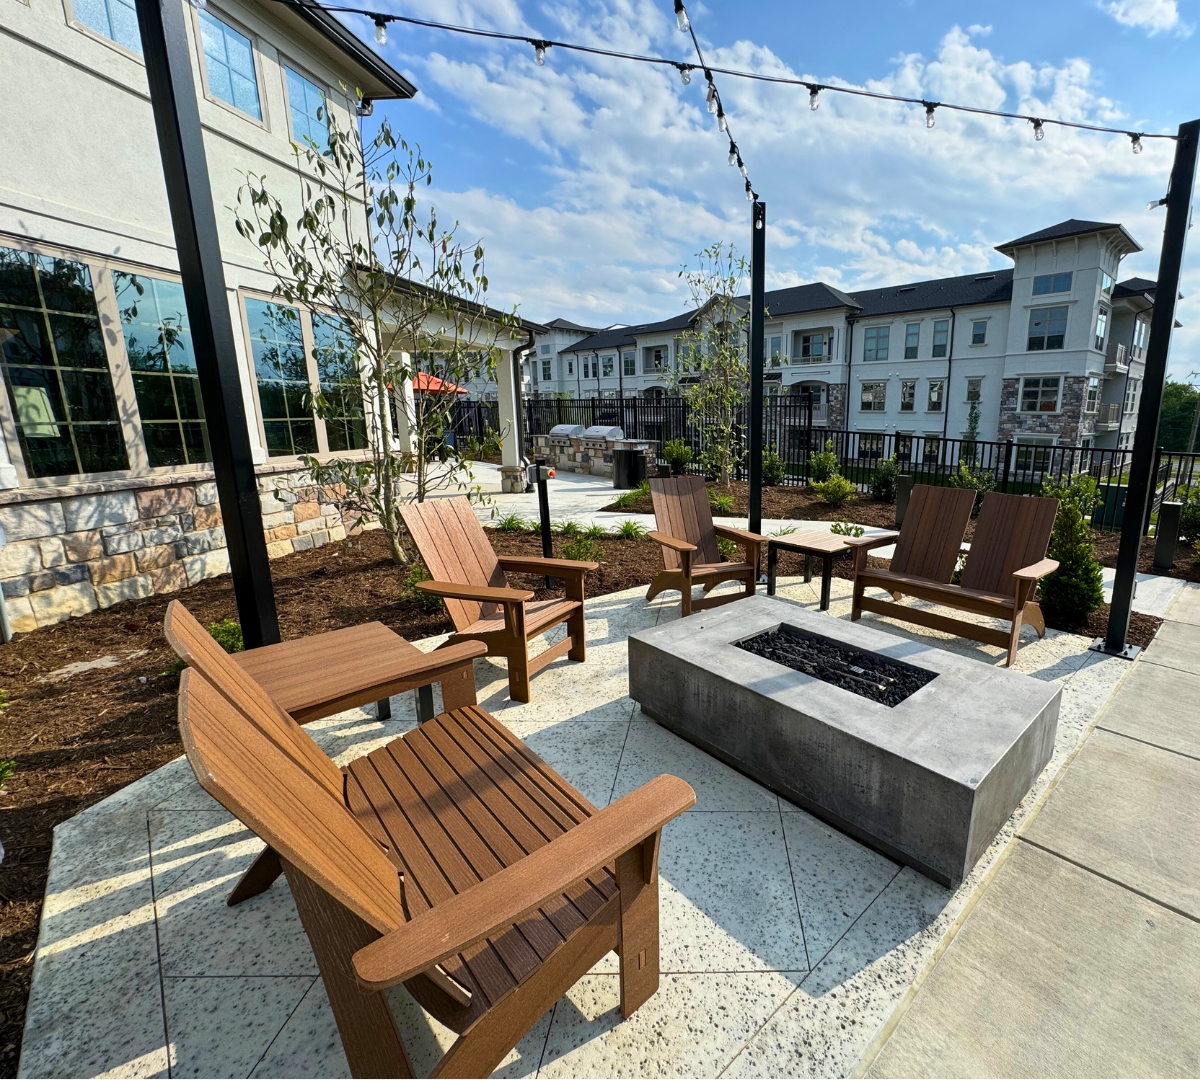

left=705, top=81, right=717, bottom=114
left=1131, top=133, right=1143, bottom=155
left=674, top=0, right=689, bottom=32
left=533, top=41, right=547, bottom=66
left=745, top=181, right=754, bottom=202
left=738, top=159, right=747, bottom=178
left=925, top=102, right=937, bottom=129
left=717, top=107, right=727, bottom=132
left=1032, top=119, right=1044, bottom=141
left=373, top=18, right=387, bottom=44
left=808, top=86, right=819, bottom=111
left=679, top=64, right=692, bottom=86
left=728, top=144, right=737, bottom=166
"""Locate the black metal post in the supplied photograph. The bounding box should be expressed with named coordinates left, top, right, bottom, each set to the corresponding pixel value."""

left=748, top=200, right=766, bottom=535
left=133, top=0, right=278, bottom=647
left=1102, top=118, right=1199, bottom=657
left=535, top=457, right=554, bottom=588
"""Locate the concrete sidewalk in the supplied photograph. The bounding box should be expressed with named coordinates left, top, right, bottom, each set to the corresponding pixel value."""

left=862, top=583, right=1200, bottom=1078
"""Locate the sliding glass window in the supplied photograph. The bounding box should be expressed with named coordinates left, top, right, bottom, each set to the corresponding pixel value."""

left=311, top=313, right=366, bottom=451
left=0, top=246, right=128, bottom=478
left=244, top=298, right=316, bottom=456
left=113, top=272, right=210, bottom=467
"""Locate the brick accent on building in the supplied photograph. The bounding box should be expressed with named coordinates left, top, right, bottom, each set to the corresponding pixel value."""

left=997, top=376, right=1092, bottom=443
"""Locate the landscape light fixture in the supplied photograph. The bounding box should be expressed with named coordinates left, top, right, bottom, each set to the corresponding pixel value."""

left=925, top=102, right=937, bottom=129
left=373, top=17, right=386, bottom=44
left=1131, top=133, right=1144, bottom=154
left=809, top=85, right=820, bottom=110
left=1032, top=118, right=1044, bottom=141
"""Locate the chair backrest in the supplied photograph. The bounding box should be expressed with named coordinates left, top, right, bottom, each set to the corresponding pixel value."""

left=889, top=484, right=976, bottom=583
left=650, top=475, right=721, bottom=568
left=400, top=496, right=504, bottom=630
left=164, top=601, right=343, bottom=802
left=179, top=668, right=405, bottom=934
left=960, top=491, right=1059, bottom=594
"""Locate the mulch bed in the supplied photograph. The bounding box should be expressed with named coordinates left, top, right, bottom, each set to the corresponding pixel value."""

left=1091, top=527, right=1200, bottom=584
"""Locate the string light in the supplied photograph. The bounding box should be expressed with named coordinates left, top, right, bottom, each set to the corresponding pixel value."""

left=717, top=105, right=728, bottom=132
left=739, top=159, right=748, bottom=178
left=1131, top=133, right=1143, bottom=155
left=808, top=85, right=820, bottom=111
left=674, top=0, right=689, bottom=33
left=745, top=179, right=754, bottom=202
left=532, top=40, right=548, bottom=66
left=678, top=64, right=692, bottom=86
left=373, top=16, right=386, bottom=44
left=1032, top=118, right=1044, bottom=141
left=705, top=80, right=717, bottom=114
left=728, top=144, right=738, bottom=166
left=924, top=102, right=937, bottom=129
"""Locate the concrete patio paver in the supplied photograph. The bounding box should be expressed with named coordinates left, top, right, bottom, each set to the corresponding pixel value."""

left=1138, top=617, right=1200, bottom=676
left=1096, top=660, right=1200, bottom=759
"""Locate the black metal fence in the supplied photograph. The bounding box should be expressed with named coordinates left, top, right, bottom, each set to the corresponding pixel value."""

left=449, top=396, right=1200, bottom=532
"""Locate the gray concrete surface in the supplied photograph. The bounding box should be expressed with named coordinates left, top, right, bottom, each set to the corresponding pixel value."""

left=1097, top=661, right=1200, bottom=759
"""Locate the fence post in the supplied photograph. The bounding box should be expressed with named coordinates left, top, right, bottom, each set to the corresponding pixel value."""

left=1000, top=440, right=1013, bottom=494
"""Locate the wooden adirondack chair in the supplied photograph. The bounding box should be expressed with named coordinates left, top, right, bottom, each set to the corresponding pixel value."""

left=165, top=600, right=696, bottom=1079
left=400, top=497, right=598, bottom=703
left=646, top=475, right=770, bottom=616
left=849, top=487, right=1060, bottom=666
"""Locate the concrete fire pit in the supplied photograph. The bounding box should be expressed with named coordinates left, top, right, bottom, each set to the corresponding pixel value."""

left=628, top=596, right=1060, bottom=885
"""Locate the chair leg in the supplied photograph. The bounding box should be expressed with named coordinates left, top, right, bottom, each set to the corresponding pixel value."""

left=566, top=606, right=587, bottom=662
left=282, top=860, right=415, bottom=1079
left=616, top=834, right=661, bottom=1019
left=850, top=577, right=864, bottom=622
left=1025, top=601, right=1047, bottom=638
left=227, top=845, right=282, bottom=906
left=1006, top=611, right=1024, bottom=667
left=507, top=644, right=532, bottom=703
left=645, top=571, right=672, bottom=603
left=680, top=579, right=693, bottom=617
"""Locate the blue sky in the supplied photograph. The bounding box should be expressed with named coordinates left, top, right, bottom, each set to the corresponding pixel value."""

left=348, top=0, right=1198, bottom=376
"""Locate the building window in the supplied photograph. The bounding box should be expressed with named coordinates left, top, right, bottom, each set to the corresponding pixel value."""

left=244, top=298, right=316, bottom=456
left=1015, top=437, right=1054, bottom=473
left=1094, top=307, right=1109, bottom=352
left=72, top=0, right=141, bottom=53
left=971, top=320, right=987, bottom=345
left=1020, top=376, right=1061, bottom=413
left=540, top=343, right=550, bottom=355
left=931, top=319, right=949, bottom=358
left=642, top=346, right=668, bottom=374
left=113, top=271, right=210, bottom=468
left=793, top=331, right=827, bottom=363
left=904, top=323, right=920, bottom=359
left=623, top=351, right=635, bottom=376
left=900, top=380, right=915, bottom=412
left=1101, top=271, right=1113, bottom=294
left=863, top=326, right=889, bottom=362
left=927, top=379, right=944, bottom=411
left=965, top=377, right=982, bottom=403
left=284, top=66, right=329, bottom=150
left=860, top=381, right=886, bottom=411
left=769, top=335, right=782, bottom=367
left=602, top=355, right=614, bottom=377
left=566, top=358, right=574, bottom=376
left=922, top=436, right=941, bottom=464
left=1132, top=318, right=1149, bottom=359
left=198, top=11, right=262, bottom=119
left=1032, top=272, right=1072, bottom=295
left=0, top=247, right=128, bottom=478
left=541, top=359, right=552, bottom=381
left=1085, top=376, right=1100, bottom=413
left=1027, top=306, right=1067, bottom=351
left=311, top=313, right=366, bottom=451
left=1124, top=378, right=1140, bottom=414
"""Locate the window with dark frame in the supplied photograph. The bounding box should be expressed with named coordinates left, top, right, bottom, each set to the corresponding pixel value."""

left=1027, top=306, right=1067, bottom=350
left=1085, top=376, right=1100, bottom=413
left=1094, top=307, right=1109, bottom=352
left=900, top=379, right=915, bottom=411
left=860, top=381, right=886, bottom=411
left=971, top=320, right=987, bottom=345
left=1032, top=272, right=1072, bottom=295
left=863, top=326, right=889, bottom=362
left=966, top=377, right=982, bottom=403
left=623, top=351, right=635, bottom=376
left=244, top=298, right=316, bottom=456
left=541, top=358, right=552, bottom=381
left=927, top=379, right=944, bottom=411
left=311, top=313, right=367, bottom=451
left=1020, top=376, right=1061, bottom=413
left=904, top=322, right=920, bottom=359
left=931, top=319, right=949, bottom=357
left=602, top=355, right=614, bottom=377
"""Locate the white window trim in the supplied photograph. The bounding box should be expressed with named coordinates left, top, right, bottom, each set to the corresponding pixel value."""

left=190, top=3, right=271, bottom=129
left=1018, top=374, right=1064, bottom=416
left=61, top=0, right=145, bottom=61
left=280, top=56, right=335, bottom=149
left=964, top=376, right=984, bottom=403
left=926, top=378, right=945, bottom=412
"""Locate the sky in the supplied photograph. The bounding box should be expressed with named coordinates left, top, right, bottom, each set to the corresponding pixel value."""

left=348, top=0, right=1199, bottom=378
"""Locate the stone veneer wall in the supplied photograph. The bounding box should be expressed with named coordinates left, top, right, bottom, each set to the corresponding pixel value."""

left=997, top=376, right=1090, bottom=443
left=0, top=464, right=347, bottom=635
left=825, top=383, right=847, bottom=427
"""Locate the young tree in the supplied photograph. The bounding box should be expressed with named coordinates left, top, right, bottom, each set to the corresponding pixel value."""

left=960, top=399, right=981, bottom=464
left=673, top=243, right=749, bottom=485
left=233, top=102, right=518, bottom=564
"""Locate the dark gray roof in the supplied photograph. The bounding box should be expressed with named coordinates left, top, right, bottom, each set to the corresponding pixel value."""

left=1113, top=276, right=1157, bottom=299
left=760, top=282, right=860, bottom=317
left=544, top=318, right=601, bottom=333
left=848, top=269, right=1014, bottom=318
left=560, top=310, right=696, bottom=354
left=996, top=218, right=1141, bottom=252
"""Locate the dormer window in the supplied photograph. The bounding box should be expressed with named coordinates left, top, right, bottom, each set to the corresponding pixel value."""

left=1033, top=272, right=1072, bottom=295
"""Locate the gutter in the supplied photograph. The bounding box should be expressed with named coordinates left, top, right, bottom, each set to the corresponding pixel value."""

left=942, top=307, right=956, bottom=440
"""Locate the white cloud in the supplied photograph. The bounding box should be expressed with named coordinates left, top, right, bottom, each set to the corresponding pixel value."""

left=383, top=1, right=1196, bottom=376
left=1100, top=0, right=1192, bottom=35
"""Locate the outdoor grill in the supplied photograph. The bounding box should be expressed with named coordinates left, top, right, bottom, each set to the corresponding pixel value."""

left=580, top=424, right=624, bottom=450
left=548, top=423, right=584, bottom=447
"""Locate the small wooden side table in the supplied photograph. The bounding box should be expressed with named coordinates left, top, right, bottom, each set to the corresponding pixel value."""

left=765, top=530, right=853, bottom=611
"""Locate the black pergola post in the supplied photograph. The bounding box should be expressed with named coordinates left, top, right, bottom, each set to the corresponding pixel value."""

left=748, top=200, right=766, bottom=534
left=1100, top=118, right=1199, bottom=658
left=133, top=0, right=279, bottom=647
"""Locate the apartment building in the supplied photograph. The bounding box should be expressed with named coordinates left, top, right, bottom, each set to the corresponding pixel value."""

left=525, top=219, right=1155, bottom=454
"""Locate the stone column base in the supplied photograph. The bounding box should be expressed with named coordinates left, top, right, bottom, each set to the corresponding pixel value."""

left=499, top=465, right=526, bottom=494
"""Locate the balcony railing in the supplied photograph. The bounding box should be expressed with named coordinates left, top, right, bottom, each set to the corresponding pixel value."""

left=1094, top=402, right=1121, bottom=429
left=1105, top=343, right=1128, bottom=376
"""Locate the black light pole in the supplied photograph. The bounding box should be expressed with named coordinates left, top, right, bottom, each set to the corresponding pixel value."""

left=748, top=200, right=767, bottom=535
left=133, top=0, right=279, bottom=647
left=1100, top=118, right=1199, bottom=658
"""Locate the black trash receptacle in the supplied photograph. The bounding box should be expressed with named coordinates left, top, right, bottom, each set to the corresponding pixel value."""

left=612, top=448, right=646, bottom=489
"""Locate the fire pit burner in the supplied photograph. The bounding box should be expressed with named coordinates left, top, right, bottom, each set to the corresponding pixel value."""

left=735, top=623, right=937, bottom=707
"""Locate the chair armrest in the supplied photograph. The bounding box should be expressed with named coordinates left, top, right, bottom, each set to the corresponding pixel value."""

left=1013, top=558, right=1059, bottom=582
left=842, top=530, right=900, bottom=550
left=415, top=581, right=534, bottom=604
left=648, top=531, right=697, bottom=554
left=497, top=555, right=600, bottom=575
left=713, top=525, right=772, bottom=546
left=352, top=774, right=696, bottom=992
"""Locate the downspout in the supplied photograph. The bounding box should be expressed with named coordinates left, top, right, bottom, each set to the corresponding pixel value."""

left=844, top=315, right=855, bottom=432
left=942, top=307, right=956, bottom=440
left=593, top=350, right=601, bottom=399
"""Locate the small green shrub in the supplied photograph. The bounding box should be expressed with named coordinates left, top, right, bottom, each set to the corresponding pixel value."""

left=554, top=519, right=583, bottom=537
left=1039, top=474, right=1104, bottom=630
left=207, top=619, right=243, bottom=654
left=0, top=758, right=15, bottom=791
left=402, top=563, right=444, bottom=613
left=870, top=455, right=901, bottom=503
left=716, top=537, right=738, bottom=560
left=562, top=536, right=604, bottom=562
left=610, top=488, right=641, bottom=510
left=662, top=438, right=693, bottom=475
left=812, top=474, right=855, bottom=507
left=809, top=439, right=839, bottom=484
left=829, top=520, right=865, bottom=538
left=1178, top=484, right=1200, bottom=544
left=495, top=512, right=530, bottom=532
left=0, top=688, right=9, bottom=712
left=614, top=519, right=648, bottom=539
left=771, top=525, right=798, bottom=537
left=583, top=523, right=607, bottom=539
left=762, top=446, right=786, bottom=487
left=948, top=461, right=996, bottom=517
left=709, top=491, right=735, bottom=514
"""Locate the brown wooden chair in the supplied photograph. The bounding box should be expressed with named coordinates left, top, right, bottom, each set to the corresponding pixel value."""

left=849, top=487, right=1060, bottom=666
left=165, top=600, right=696, bottom=1079
left=646, top=475, right=769, bottom=616
left=399, top=497, right=598, bottom=703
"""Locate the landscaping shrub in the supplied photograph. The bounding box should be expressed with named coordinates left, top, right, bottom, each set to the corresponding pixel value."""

left=614, top=519, right=648, bottom=539
left=402, top=563, right=444, bottom=613
left=611, top=481, right=649, bottom=510
left=662, top=438, right=693, bottom=476
left=207, top=618, right=244, bottom=654
left=870, top=454, right=901, bottom=503
left=948, top=461, right=996, bottom=517
left=1178, top=483, right=1200, bottom=545
left=709, top=491, right=735, bottom=514
left=562, top=536, right=604, bottom=562
left=813, top=474, right=855, bottom=507
left=716, top=537, right=738, bottom=560
left=762, top=445, right=786, bottom=487
left=554, top=519, right=583, bottom=537
left=0, top=758, right=14, bottom=793
left=1039, top=474, right=1104, bottom=630
left=495, top=512, right=530, bottom=532
left=583, top=523, right=607, bottom=539
left=809, top=439, right=839, bottom=484
left=829, top=520, right=865, bottom=537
